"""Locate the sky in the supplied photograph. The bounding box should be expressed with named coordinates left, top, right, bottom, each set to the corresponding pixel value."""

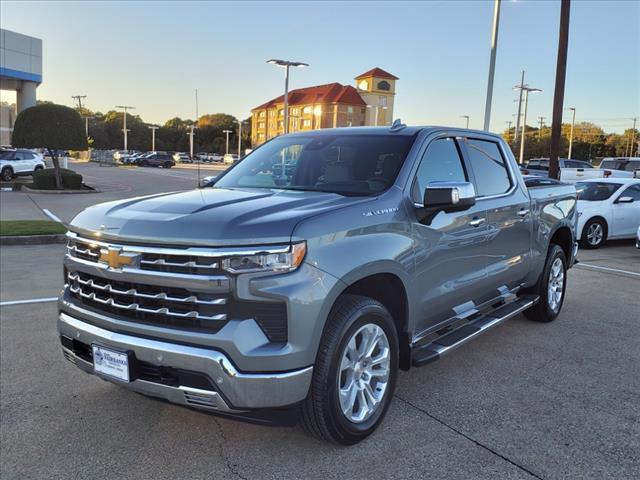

left=1, top=0, right=638, bottom=133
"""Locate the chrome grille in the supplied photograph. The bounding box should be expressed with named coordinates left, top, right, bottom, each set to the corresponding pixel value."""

left=67, top=271, right=228, bottom=331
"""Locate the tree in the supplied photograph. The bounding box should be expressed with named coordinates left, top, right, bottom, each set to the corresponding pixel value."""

left=12, top=103, right=87, bottom=189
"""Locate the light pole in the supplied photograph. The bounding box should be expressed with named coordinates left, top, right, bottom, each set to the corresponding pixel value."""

left=513, top=86, right=541, bottom=164
left=237, top=120, right=247, bottom=159
left=266, top=59, right=309, bottom=134
left=460, top=115, right=470, bottom=129
left=149, top=125, right=159, bottom=152
left=629, top=117, right=637, bottom=157
left=223, top=129, right=232, bottom=155
left=514, top=71, right=525, bottom=142
left=567, top=107, right=576, bottom=158
left=115, top=105, right=135, bottom=152
left=538, top=116, right=546, bottom=139
left=187, top=126, right=196, bottom=160
left=483, top=0, right=501, bottom=131
left=505, top=120, right=512, bottom=142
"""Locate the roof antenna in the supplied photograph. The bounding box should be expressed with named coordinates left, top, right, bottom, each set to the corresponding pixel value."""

left=389, top=118, right=407, bottom=132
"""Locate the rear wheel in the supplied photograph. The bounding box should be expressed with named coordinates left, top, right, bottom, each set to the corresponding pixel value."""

left=524, top=244, right=567, bottom=323
left=580, top=218, right=607, bottom=249
left=300, top=294, right=398, bottom=445
left=1, top=167, right=13, bottom=181
left=164, top=162, right=173, bottom=168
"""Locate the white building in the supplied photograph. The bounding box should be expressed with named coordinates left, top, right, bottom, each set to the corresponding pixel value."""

left=0, top=29, right=42, bottom=145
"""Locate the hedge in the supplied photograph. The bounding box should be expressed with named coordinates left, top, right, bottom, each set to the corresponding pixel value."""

left=32, top=168, right=83, bottom=190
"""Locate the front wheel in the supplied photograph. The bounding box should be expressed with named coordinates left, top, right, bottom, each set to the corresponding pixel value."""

left=1, top=167, right=13, bottom=181
left=524, top=244, right=567, bottom=323
left=300, top=294, right=398, bottom=445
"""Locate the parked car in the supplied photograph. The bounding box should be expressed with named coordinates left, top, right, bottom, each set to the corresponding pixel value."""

left=113, top=150, right=138, bottom=163
left=196, top=152, right=209, bottom=162
left=207, top=153, right=224, bottom=162
left=0, top=148, right=45, bottom=181
left=575, top=178, right=640, bottom=248
left=60, top=125, right=577, bottom=444
left=521, top=158, right=593, bottom=181
left=135, top=151, right=175, bottom=168
left=599, top=157, right=640, bottom=177
left=173, top=152, right=191, bottom=163
left=223, top=153, right=237, bottom=164
left=636, top=225, right=640, bottom=249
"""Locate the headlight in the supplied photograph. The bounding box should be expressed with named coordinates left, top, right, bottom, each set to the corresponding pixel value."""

left=222, top=242, right=306, bottom=274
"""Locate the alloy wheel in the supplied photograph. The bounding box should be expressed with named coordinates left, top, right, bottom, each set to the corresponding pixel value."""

left=586, top=223, right=604, bottom=246
left=547, top=257, right=564, bottom=312
left=337, top=323, right=391, bottom=423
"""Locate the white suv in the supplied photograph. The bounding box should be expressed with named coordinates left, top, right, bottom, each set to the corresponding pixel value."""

left=0, top=149, right=46, bottom=181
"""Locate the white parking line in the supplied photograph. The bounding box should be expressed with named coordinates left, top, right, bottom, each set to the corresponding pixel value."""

left=0, top=297, right=59, bottom=307
left=576, top=263, right=640, bottom=278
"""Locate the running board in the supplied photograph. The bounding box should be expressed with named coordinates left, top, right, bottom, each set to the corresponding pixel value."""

left=411, top=295, right=538, bottom=367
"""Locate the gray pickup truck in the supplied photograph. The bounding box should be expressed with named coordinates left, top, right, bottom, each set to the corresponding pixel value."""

left=59, top=124, right=578, bottom=444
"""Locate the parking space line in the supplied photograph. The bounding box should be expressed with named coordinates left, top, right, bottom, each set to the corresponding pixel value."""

left=1, top=297, right=58, bottom=306
left=576, top=263, right=640, bottom=278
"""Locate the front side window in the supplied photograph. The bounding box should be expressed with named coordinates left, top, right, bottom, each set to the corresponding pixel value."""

left=215, top=134, right=415, bottom=196
left=575, top=182, right=622, bottom=201
left=465, top=139, right=511, bottom=197
left=618, top=184, right=640, bottom=201
left=412, top=138, right=467, bottom=202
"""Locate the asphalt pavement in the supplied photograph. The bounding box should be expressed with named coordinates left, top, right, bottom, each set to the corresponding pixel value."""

left=1, top=242, right=639, bottom=479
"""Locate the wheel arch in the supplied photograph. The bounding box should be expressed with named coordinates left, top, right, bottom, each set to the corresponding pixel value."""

left=549, top=225, right=573, bottom=260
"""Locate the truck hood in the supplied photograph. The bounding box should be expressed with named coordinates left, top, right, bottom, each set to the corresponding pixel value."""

left=69, top=187, right=370, bottom=246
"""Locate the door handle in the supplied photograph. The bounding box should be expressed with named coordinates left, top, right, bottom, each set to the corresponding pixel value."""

left=469, top=217, right=486, bottom=227
left=517, top=208, right=530, bottom=217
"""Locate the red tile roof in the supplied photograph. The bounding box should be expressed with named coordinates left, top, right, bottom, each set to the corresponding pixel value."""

left=253, top=82, right=366, bottom=111
left=354, top=67, right=399, bottom=80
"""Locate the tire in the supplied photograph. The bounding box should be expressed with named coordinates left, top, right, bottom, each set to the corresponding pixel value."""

left=300, top=294, right=399, bottom=445
left=139, top=161, right=148, bottom=168
left=580, top=218, right=607, bottom=249
left=1, top=167, right=13, bottom=181
left=524, top=244, right=567, bottom=323
left=33, top=166, right=44, bottom=174
left=164, top=162, right=173, bottom=168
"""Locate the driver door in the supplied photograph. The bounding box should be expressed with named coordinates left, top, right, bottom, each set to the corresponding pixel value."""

left=409, top=137, right=489, bottom=336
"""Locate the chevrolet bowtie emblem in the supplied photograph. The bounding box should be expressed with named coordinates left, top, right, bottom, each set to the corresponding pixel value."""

left=99, top=247, right=138, bottom=269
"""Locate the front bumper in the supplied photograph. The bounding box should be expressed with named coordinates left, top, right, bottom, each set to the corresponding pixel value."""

left=58, top=312, right=313, bottom=413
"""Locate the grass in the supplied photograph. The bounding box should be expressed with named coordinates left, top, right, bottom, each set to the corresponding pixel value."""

left=0, top=220, right=67, bottom=237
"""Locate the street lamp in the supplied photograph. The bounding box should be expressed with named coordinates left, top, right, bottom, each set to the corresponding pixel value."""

left=512, top=86, right=541, bottom=164
left=567, top=107, right=576, bottom=159
left=460, top=115, right=470, bottom=129
left=149, top=125, right=159, bottom=152
left=266, top=59, right=309, bottom=134
left=187, top=126, right=196, bottom=160
left=366, top=105, right=388, bottom=127
left=223, top=129, right=232, bottom=155
left=115, top=105, right=135, bottom=152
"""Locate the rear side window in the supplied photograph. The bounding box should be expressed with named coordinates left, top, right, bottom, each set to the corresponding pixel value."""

left=412, top=138, right=467, bottom=202
left=464, top=139, right=512, bottom=197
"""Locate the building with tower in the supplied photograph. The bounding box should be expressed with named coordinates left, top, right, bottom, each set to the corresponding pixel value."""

left=251, top=67, right=398, bottom=146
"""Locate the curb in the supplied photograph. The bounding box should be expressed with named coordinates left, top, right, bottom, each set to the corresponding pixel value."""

left=0, top=234, right=67, bottom=245
left=21, top=185, right=100, bottom=194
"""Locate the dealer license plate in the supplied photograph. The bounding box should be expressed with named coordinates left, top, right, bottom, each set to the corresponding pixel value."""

left=92, top=344, right=130, bottom=382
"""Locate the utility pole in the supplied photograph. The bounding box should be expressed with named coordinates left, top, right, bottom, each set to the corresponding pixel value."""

left=568, top=107, right=576, bottom=159
left=72, top=95, right=86, bottom=111
left=72, top=95, right=89, bottom=139
left=514, top=70, right=525, bottom=142
left=483, top=0, right=501, bottom=131
left=514, top=85, right=542, bottom=164
left=461, top=115, right=470, bottom=128
left=223, top=129, right=232, bottom=155
left=548, top=0, right=571, bottom=180
left=538, top=116, right=546, bottom=139
left=505, top=120, right=512, bottom=142
left=115, top=105, right=135, bottom=152
left=149, top=126, right=159, bottom=152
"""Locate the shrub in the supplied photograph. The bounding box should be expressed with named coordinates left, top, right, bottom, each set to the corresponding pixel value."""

left=32, top=168, right=83, bottom=190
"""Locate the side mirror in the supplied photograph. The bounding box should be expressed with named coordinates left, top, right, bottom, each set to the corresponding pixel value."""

left=423, top=181, right=476, bottom=211
left=616, top=196, right=634, bottom=204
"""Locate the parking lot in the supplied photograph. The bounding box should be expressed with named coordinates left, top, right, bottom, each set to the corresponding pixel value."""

left=1, top=162, right=639, bottom=479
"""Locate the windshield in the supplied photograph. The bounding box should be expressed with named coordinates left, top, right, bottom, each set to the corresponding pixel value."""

left=575, top=182, right=622, bottom=201
left=214, top=134, right=415, bottom=196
